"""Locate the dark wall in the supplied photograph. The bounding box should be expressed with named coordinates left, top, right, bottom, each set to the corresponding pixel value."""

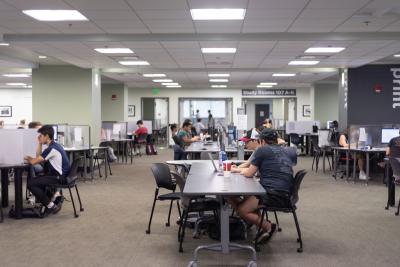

left=348, top=65, right=400, bottom=125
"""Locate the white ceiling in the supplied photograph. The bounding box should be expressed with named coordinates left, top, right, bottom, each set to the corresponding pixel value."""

left=0, top=0, right=399, bottom=89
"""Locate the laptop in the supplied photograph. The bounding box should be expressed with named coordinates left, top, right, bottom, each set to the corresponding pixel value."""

left=208, top=152, right=219, bottom=172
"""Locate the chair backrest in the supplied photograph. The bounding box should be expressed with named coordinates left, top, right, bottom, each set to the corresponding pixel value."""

left=291, top=169, right=307, bottom=205
left=138, top=133, right=148, bottom=142
left=170, top=170, right=191, bottom=207
left=310, top=135, right=320, bottom=151
left=66, top=157, right=83, bottom=184
left=150, top=163, right=176, bottom=191
left=389, top=158, right=400, bottom=179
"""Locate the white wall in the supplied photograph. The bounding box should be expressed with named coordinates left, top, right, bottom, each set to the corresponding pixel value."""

left=314, top=83, right=339, bottom=127
left=0, top=88, right=32, bottom=124
left=128, top=87, right=313, bottom=127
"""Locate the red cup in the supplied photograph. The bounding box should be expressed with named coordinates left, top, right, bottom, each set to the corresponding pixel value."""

left=223, top=161, right=232, bottom=171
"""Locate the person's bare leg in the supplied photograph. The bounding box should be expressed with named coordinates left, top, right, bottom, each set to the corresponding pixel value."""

left=236, top=196, right=270, bottom=231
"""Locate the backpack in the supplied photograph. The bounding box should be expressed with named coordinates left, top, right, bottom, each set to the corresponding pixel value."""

left=146, top=144, right=158, bottom=155
left=207, top=216, right=247, bottom=241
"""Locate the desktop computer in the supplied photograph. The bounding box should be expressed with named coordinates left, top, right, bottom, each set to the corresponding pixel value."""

left=381, top=128, right=399, bottom=144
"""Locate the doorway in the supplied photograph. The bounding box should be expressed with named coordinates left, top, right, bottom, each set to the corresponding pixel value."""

left=255, top=104, right=270, bottom=127
left=141, top=97, right=169, bottom=148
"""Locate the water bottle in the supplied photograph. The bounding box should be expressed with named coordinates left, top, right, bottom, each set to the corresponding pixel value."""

left=237, top=140, right=245, bottom=160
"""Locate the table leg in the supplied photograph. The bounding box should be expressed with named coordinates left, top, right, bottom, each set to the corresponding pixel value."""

left=323, top=149, right=326, bottom=173
left=14, top=168, right=23, bottom=219
left=345, top=150, right=350, bottom=181
left=90, top=149, right=94, bottom=181
left=104, top=148, right=108, bottom=178
left=83, top=151, right=88, bottom=179
left=352, top=151, right=356, bottom=182
left=386, top=162, right=395, bottom=208
left=220, top=197, right=230, bottom=253
left=1, top=169, right=9, bottom=207
left=366, top=153, right=370, bottom=185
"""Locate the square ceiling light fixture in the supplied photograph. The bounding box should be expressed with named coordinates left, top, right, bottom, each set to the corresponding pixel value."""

left=211, top=85, right=227, bottom=88
left=153, top=79, right=173, bottom=83
left=3, top=74, right=31, bottom=78
left=209, top=79, right=228, bottom=82
left=288, top=60, right=320, bottom=65
left=257, top=85, right=273, bottom=88
left=208, top=73, right=230, bottom=77
left=119, top=61, right=150, bottom=66
left=305, top=47, right=345, bottom=53
left=259, top=82, right=277, bottom=86
left=23, top=10, right=88, bottom=21
left=95, top=48, right=134, bottom=54
left=202, top=48, right=236, bottom=53
left=191, top=9, right=246, bottom=20
left=166, top=85, right=181, bottom=88
left=7, top=83, right=26, bottom=86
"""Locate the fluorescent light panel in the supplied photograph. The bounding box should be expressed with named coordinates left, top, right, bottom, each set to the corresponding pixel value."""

left=119, top=61, right=149, bottom=66
left=3, top=74, right=31, bottom=78
left=201, top=48, right=236, bottom=54
left=209, top=79, right=228, bottom=82
left=22, top=10, right=88, bottom=21
left=162, top=83, right=179, bottom=86
left=211, top=85, right=227, bottom=88
left=38, top=55, right=47, bottom=59
left=7, top=83, right=26, bottom=86
left=153, top=79, right=172, bottom=82
left=257, top=85, right=273, bottom=88
left=272, top=73, right=296, bottom=77
left=166, top=85, right=181, bottom=88
left=208, top=73, right=230, bottom=77
left=0, top=43, right=9, bottom=46
left=259, top=82, right=277, bottom=86
left=305, top=47, right=345, bottom=53
left=94, top=48, right=134, bottom=54
left=190, top=9, right=246, bottom=20
left=288, top=60, right=320, bottom=65
left=394, top=54, right=400, bottom=58
left=142, top=74, right=166, bottom=77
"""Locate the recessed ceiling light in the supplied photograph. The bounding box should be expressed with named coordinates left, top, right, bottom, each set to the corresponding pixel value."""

left=162, top=83, right=179, bottom=86
left=94, top=48, right=134, bottom=54
left=272, top=73, right=296, bottom=77
left=394, top=54, right=400, bottom=58
left=153, top=79, right=173, bottom=83
left=257, top=85, right=273, bottom=88
left=202, top=48, right=236, bottom=54
left=142, top=74, right=166, bottom=77
left=3, top=74, right=31, bottom=78
left=22, top=10, right=88, bottom=21
left=119, top=61, right=150, bottom=66
left=7, top=83, right=26, bottom=86
left=211, top=85, right=227, bottom=88
left=0, top=43, right=9, bottom=46
left=305, top=47, right=345, bottom=53
left=38, top=55, right=47, bottom=59
left=166, top=85, right=181, bottom=88
left=25, top=85, right=32, bottom=88
left=208, top=74, right=230, bottom=77
left=259, top=82, right=277, bottom=86
left=288, top=60, right=320, bottom=65
left=190, top=9, right=246, bottom=20
left=209, top=79, right=229, bottom=82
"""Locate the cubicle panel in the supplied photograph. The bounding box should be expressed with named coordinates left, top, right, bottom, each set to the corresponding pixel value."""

left=143, top=120, right=153, bottom=134
left=0, top=129, right=37, bottom=164
left=318, top=130, right=330, bottom=147
left=127, top=121, right=137, bottom=134
left=286, top=121, right=320, bottom=135
left=65, top=125, right=90, bottom=148
left=111, top=122, right=127, bottom=139
left=348, top=124, right=400, bottom=148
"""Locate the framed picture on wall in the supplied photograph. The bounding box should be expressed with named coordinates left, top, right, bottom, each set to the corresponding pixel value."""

left=302, top=105, right=311, bottom=117
left=0, top=106, right=12, bottom=117
left=128, top=105, right=135, bottom=117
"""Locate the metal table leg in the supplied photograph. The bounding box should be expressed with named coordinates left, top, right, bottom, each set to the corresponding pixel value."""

left=14, top=168, right=23, bottom=219
left=1, top=168, right=9, bottom=207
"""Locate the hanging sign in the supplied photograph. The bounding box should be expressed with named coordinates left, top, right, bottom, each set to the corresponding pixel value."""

left=242, top=89, right=296, bottom=96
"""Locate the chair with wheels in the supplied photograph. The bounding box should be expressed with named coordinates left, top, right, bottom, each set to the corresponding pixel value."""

left=389, top=158, right=400, bottom=216
left=255, top=170, right=307, bottom=253
left=290, top=134, right=305, bottom=156
left=311, top=136, right=331, bottom=173
left=136, top=133, right=148, bottom=156
left=146, top=163, right=181, bottom=234
left=47, top=157, right=84, bottom=218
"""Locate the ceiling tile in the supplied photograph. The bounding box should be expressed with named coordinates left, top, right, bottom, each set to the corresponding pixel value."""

left=3, top=0, right=71, bottom=9
left=308, top=0, right=370, bottom=9
left=142, top=19, right=195, bottom=33
left=245, top=8, right=302, bottom=19
left=248, top=0, right=308, bottom=9
left=242, top=19, right=293, bottom=32
left=135, top=9, right=191, bottom=20
left=188, top=0, right=247, bottom=9
left=194, top=21, right=242, bottom=33
left=82, top=10, right=141, bottom=21
left=94, top=20, right=149, bottom=33
left=65, top=0, right=132, bottom=10
left=288, top=18, right=345, bottom=32
left=126, top=0, right=188, bottom=10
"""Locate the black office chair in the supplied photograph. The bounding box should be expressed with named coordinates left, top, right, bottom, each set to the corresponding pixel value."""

left=146, top=163, right=181, bottom=234
left=389, top=158, right=400, bottom=216
left=0, top=188, right=3, bottom=223
left=255, top=170, right=307, bottom=253
left=47, top=157, right=84, bottom=218
left=311, top=136, right=331, bottom=173
left=173, top=170, right=219, bottom=253
left=93, top=141, right=113, bottom=178
left=136, top=133, right=148, bottom=156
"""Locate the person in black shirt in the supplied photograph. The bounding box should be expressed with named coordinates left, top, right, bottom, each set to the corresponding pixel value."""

left=235, top=128, right=297, bottom=244
left=386, top=132, right=400, bottom=184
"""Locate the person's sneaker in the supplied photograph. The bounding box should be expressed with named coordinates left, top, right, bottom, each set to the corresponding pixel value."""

left=27, top=195, right=36, bottom=206
left=359, top=171, right=367, bottom=180
left=255, top=223, right=277, bottom=244
left=54, top=196, right=65, bottom=206
left=394, top=178, right=400, bottom=185
left=43, top=204, right=61, bottom=217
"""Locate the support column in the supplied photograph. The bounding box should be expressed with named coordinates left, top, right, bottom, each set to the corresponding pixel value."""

left=101, top=83, right=128, bottom=122
left=338, top=68, right=348, bottom=131
left=32, top=65, right=101, bottom=145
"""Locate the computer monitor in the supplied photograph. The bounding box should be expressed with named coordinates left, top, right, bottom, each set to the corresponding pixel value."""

left=326, top=121, right=334, bottom=129
left=381, top=128, right=399, bottom=144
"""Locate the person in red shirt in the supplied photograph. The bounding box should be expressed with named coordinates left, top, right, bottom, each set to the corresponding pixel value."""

left=133, top=120, right=148, bottom=155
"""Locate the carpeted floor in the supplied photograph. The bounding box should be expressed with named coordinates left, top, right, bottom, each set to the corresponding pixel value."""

left=1, top=148, right=399, bottom=267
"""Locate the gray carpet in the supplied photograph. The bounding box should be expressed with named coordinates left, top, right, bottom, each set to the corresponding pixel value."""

left=1, top=148, right=400, bottom=267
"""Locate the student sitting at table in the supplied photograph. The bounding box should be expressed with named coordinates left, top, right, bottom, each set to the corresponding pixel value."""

left=231, top=129, right=262, bottom=170
left=386, top=130, right=400, bottom=184
left=339, top=129, right=366, bottom=180
left=233, top=128, right=297, bottom=244
left=178, top=121, right=200, bottom=147
left=24, top=125, right=70, bottom=216
left=170, top=123, right=186, bottom=160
